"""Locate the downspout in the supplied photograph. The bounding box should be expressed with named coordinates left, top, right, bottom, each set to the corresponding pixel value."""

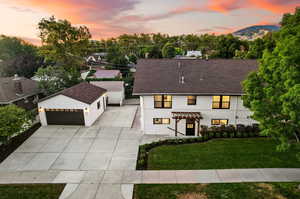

left=234, top=96, right=238, bottom=125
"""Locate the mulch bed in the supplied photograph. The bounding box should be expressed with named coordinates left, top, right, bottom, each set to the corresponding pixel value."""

left=0, top=123, right=41, bottom=163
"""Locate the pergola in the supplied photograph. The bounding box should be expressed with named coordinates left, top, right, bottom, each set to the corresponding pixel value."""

left=172, top=112, right=203, bottom=136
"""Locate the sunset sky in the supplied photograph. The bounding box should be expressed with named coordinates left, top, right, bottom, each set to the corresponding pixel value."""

left=0, top=0, right=298, bottom=45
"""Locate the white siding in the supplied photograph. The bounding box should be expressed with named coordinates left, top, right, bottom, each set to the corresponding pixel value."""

left=140, top=95, right=257, bottom=135
left=38, top=94, right=106, bottom=127
left=106, top=91, right=124, bottom=105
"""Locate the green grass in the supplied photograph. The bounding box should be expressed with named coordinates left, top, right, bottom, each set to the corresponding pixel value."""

left=0, top=184, right=65, bottom=199
left=134, top=182, right=300, bottom=199
left=147, top=138, right=300, bottom=170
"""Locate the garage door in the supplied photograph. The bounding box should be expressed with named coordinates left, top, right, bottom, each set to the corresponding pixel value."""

left=45, top=109, right=85, bottom=125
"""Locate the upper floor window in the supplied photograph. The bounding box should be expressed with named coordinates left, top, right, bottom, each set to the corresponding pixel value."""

left=154, top=95, right=172, bottom=108
left=187, top=96, right=197, bottom=105
left=212, top=96, right=230, bottom=109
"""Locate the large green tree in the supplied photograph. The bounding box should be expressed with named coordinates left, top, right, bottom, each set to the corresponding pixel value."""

left=0, top=35, right=43, bottom=77
left=242, top=8, right=300, bottom=153
left=162, top=42, right=176, bottom=58
left=35, top=66, right=66, bottom=95
left=38, top=16, right=91, bottom=71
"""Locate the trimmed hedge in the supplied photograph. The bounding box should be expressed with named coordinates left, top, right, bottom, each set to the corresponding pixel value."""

left=136, top=124, right=262, bottom=170
left=0, top=123, right=41, bottom=163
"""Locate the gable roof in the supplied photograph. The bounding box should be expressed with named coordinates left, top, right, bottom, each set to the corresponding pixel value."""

left=133, top=59, right=258, bottom=95
left=0, top=77, right=40, bottom=103
left=39, top=82, right=107, bottom=104
left=90, top=81, right=124, bottom=92
left=94, top=70, right=121, bottom=78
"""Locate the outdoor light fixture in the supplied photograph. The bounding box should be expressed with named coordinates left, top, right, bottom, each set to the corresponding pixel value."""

left=38, top=107, right=44, bottom=112
left=84, top=108, right=89, bottom=113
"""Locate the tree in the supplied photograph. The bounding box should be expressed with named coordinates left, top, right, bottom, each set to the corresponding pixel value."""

left=242, top=8, right=300, bottom=155
left=35, top=66, right=66, bottom=95
left=38, top=16, right=91, bottom=71
left=0, top=105, right=31, bottom=144
left=0, top=35, right=43, bottom=77
left=162, top=42, right=176, bottom=58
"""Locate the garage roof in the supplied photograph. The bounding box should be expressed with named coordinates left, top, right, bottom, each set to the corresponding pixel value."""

left=40, top=82, right=107, bottom=104
left=90, top=81, right=124, bottom=92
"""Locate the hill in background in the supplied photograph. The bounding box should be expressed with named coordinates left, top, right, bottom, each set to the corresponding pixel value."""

left=233, top=25, right=280, bottom=40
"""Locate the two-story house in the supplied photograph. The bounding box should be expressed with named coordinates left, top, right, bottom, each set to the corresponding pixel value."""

left=133, top=59, right=258, bottom=136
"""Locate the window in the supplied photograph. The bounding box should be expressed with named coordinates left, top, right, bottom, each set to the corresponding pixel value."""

left=153, top=118, right=170, bottom=125
left=97, top=101, right=101, bottom=109
left=154, top=95, right=172, bottom=108
left=212, top=96, right=230, bottom=109
left=211, top=119, right=229, bottom=125
left=187, top=96, right=197, bottom=105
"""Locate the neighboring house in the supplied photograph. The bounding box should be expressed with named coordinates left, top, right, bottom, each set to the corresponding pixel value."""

left=38, top=82, right=107, bottom=126
left=0, top=75, right=40, bottom=110
left=86, top=53, right=107, bottom=65
left=93, top=69, right=122, bottom=79
left=186, top=51, right=202, bottom=57
left=176, top=51, right=202, bottom=59
left=133, top=59, right=258, bottom=136
left=91, top=81, right=125, bottom=106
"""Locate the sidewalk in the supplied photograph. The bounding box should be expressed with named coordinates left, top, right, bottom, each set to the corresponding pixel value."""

left=1, top=169, right=300, bottom=199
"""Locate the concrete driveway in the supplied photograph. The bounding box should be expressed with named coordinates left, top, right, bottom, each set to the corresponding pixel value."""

left=94, top=106, right=138, bottom=128
left=0, top=105, right=171, bottom=199
left=0, top=126, right=143, bottom=172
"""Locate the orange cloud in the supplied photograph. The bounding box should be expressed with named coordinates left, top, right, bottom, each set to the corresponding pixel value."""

left=249, top=0, right=298, bottom=14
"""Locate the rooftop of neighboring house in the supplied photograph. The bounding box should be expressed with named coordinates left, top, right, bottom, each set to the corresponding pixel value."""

left=39, top=82, right=107, bottom=105
left=94, top=69, right=121, bottom=79
left=133, top=59, right=258, bottom=95
left=0, top=75, right=40, bottom=104
left=90, top=81, right=124, bottom=92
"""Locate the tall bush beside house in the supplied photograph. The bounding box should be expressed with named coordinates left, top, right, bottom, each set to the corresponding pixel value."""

left=242, top=8, right=300, bottom=158
left=0, top=105, right=31, bottom=144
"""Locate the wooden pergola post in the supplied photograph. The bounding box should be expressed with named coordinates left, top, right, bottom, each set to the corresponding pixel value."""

left=175, top=119, right=178, bottom=137
left=197, top=119, right=201, bottom=136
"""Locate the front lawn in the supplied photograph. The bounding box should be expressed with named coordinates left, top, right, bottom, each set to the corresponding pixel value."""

left=147, top=138, right=300, bottom=170
left=134, top=182, right=300, bottom=199
left=0, top=184, right=65, bottom=199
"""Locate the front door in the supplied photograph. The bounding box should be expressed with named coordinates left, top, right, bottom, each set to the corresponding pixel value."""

left=186, top=119, right=195, bottom=136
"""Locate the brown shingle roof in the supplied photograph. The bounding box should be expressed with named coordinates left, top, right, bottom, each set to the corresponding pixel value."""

left=0, top=77, right=40, bottom=103
left=40, top=82, right=107, bottom=104
left=133, top=59, right=258, bottom=95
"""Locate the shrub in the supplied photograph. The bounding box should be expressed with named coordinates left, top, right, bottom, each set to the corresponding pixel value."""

left=0, top=105, right=31, bottom=144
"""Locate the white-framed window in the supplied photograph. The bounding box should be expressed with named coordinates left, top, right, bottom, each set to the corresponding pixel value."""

left=153, top=118, right=170, bottom=125
left=211, top=119, right=229, bottom=125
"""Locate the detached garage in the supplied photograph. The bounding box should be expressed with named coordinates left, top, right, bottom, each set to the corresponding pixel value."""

left=91, top=81, right=125, bottom=106
left=38, top=82, right=107, bottom=126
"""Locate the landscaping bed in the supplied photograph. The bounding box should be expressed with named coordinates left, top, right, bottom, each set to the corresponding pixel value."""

left=0, top=184, right=65, bottom=199
left=0, top=123, right=41, bottom=163
left=134, top=182, right=300, bottom=199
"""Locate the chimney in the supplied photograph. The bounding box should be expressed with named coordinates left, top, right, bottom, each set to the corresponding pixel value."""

left=205, top=54, right=209, bottom=61
left=13, top=74, right=23, bottom=95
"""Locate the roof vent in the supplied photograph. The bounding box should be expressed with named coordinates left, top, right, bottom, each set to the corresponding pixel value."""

left=180, top=76, right=185, bottom=84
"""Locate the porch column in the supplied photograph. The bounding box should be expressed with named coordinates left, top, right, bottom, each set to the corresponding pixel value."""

left=197, top=119, right=201, bottom=136
left=175, top=119, right=178, bottom=137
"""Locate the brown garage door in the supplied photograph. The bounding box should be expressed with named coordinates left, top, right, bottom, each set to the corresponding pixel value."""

left=45, top=109, right=85, bottom=125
